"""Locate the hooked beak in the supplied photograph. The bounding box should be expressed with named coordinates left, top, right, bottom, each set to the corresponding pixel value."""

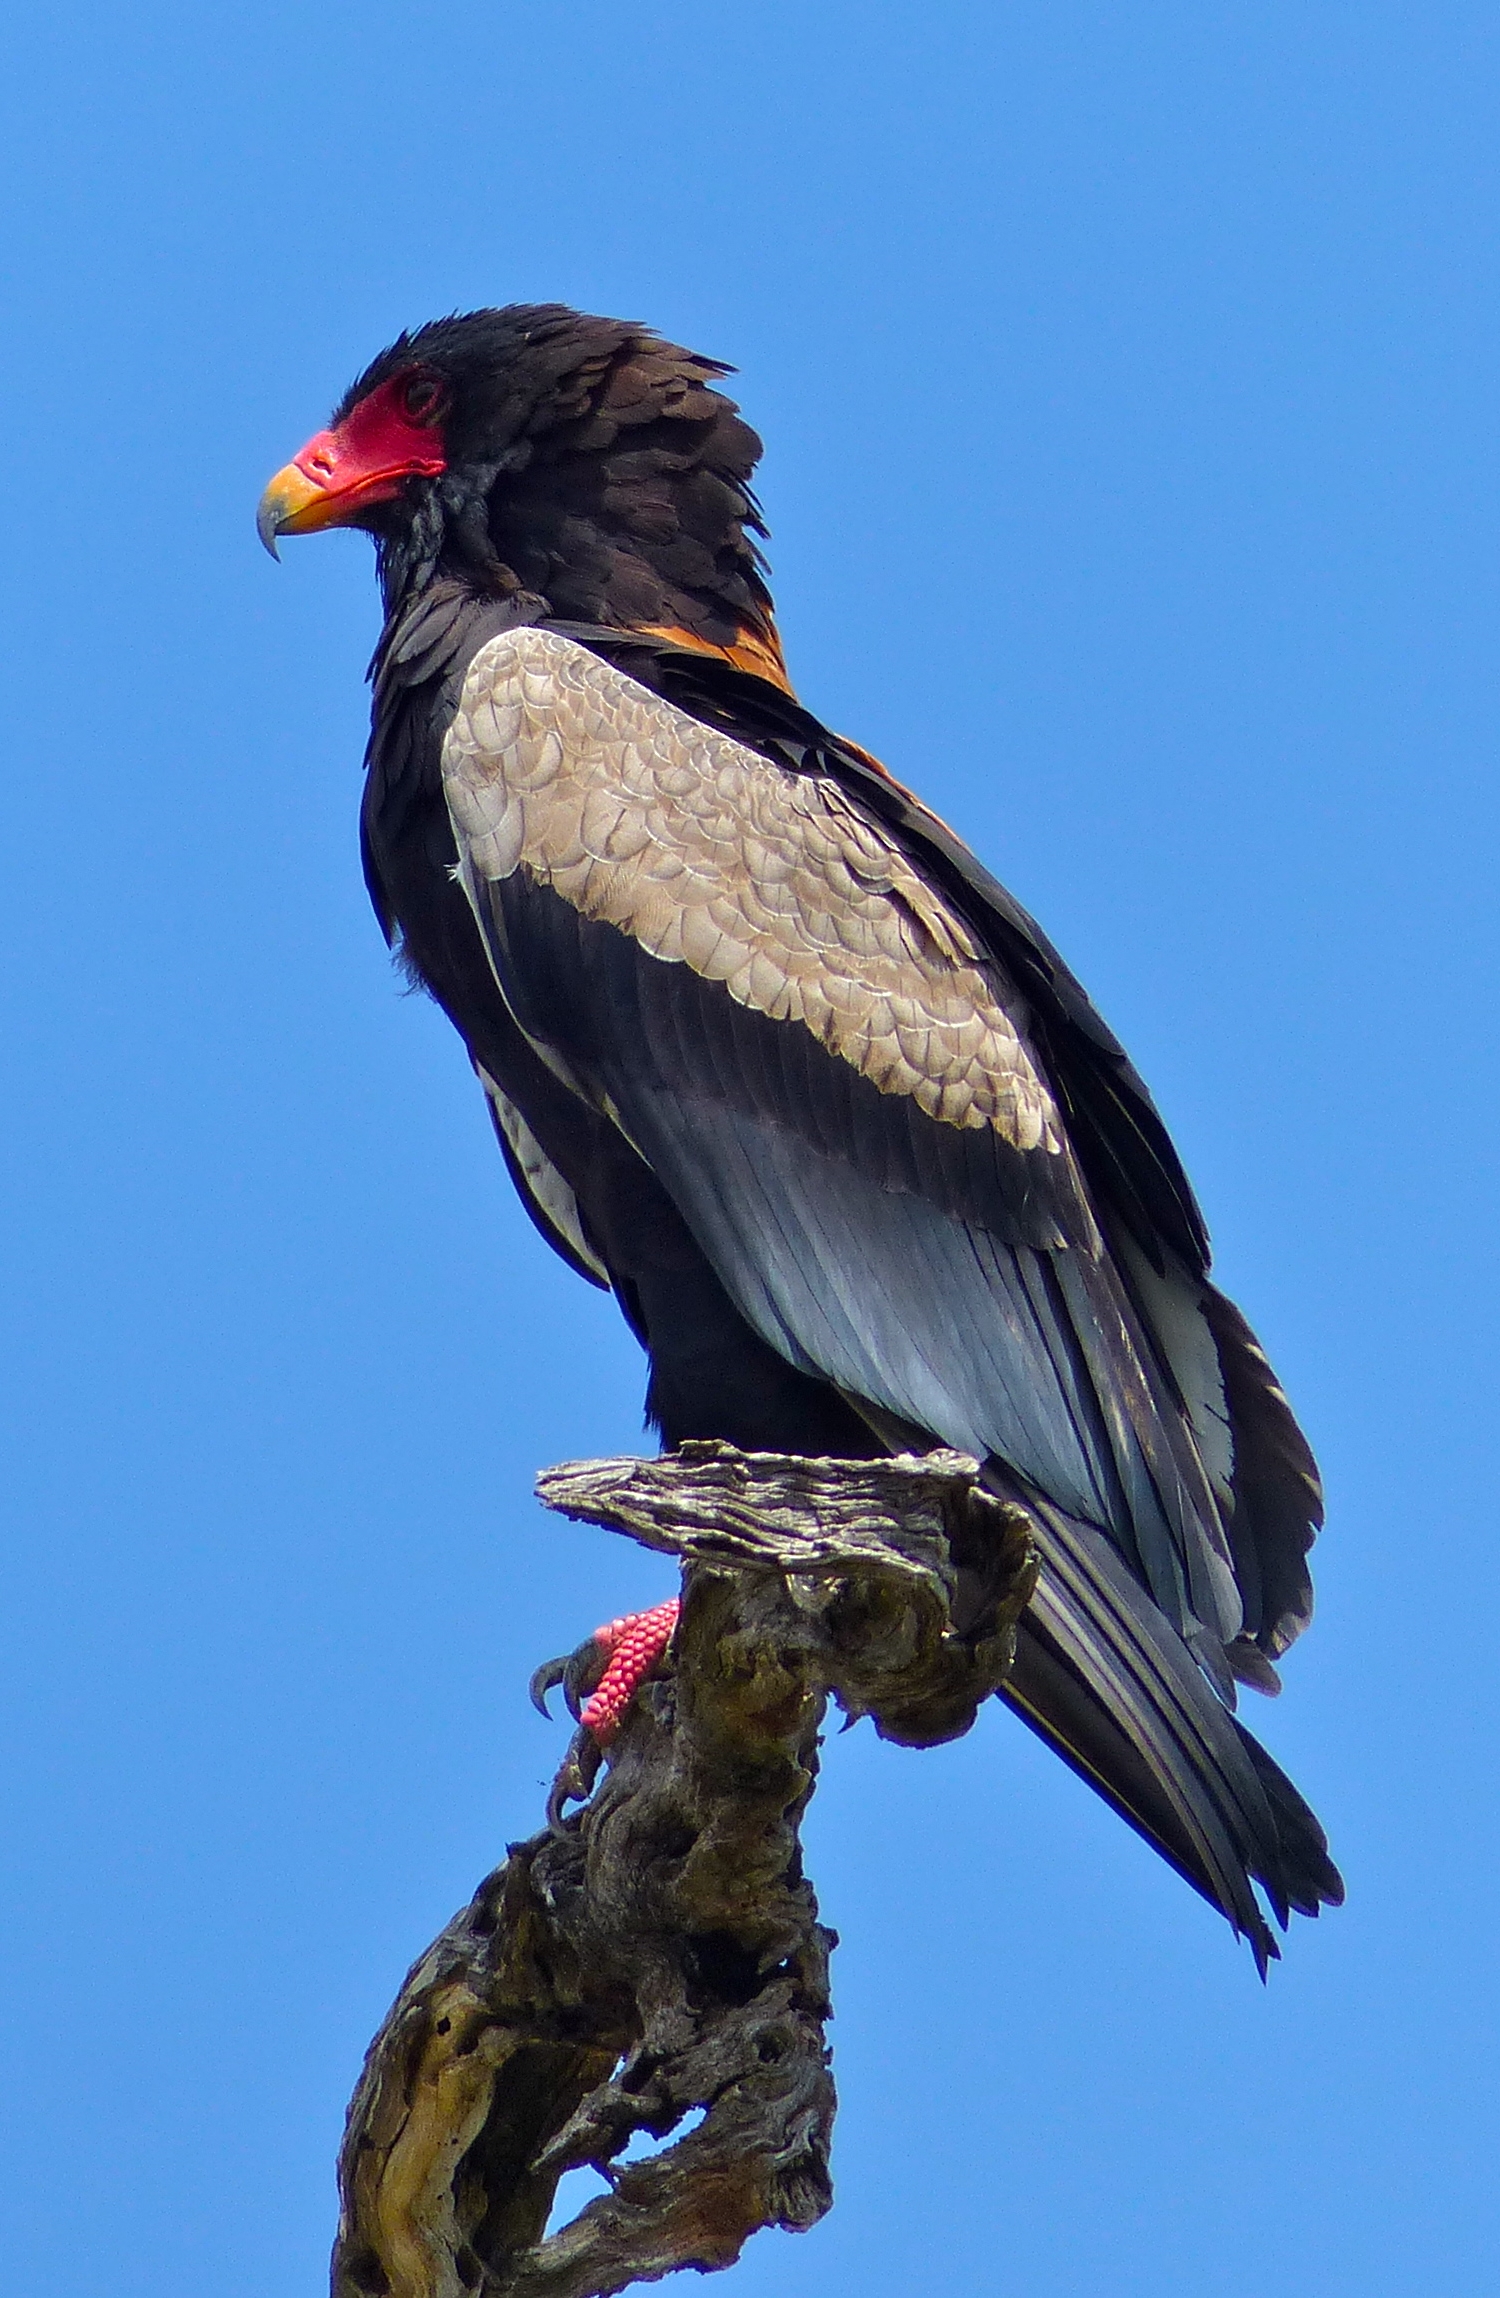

left=257, top=383, right=448, bottom=560
left=256, top=458, right=335, bottom=559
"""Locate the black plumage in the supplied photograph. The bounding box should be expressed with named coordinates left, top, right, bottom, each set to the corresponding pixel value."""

left=260, top=305, right=1342, bottom=1967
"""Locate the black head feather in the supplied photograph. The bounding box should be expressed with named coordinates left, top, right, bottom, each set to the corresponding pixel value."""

left=341, top=305, right=777, bottom=651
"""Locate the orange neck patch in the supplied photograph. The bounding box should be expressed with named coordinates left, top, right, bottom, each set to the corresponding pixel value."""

left=630, top=621, right=937, bottom=822
left=635, top=621, right=796, bottom=697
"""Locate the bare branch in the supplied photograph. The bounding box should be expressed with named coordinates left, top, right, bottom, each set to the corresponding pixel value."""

left=331, top=1445, right=1036, bottom=2298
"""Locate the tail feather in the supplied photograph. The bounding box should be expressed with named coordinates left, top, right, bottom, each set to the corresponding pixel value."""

left=990, top=1473, right=1341, bottom=1968
left=1232, top=1719, right=1345, bottom=1917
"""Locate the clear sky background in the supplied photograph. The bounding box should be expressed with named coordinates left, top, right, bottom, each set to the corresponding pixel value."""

left=2, top=4, right=1496, bottom=2292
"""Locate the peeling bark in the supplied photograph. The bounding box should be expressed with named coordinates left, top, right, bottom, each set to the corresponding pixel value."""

left=331, top=1444, right=1036, bottom=2298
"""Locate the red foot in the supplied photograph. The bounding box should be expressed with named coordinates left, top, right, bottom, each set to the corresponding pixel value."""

left=579, top=1599, right=681, bottom=1744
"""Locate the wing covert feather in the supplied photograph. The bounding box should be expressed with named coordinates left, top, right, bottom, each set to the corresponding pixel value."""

left=437, top=633, right=1254, bottom=1671
left=443, top=628, right=1077, bottom=1162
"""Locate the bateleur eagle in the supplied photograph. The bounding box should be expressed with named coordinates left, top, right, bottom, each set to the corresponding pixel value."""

left=259, top=305, right=1341, bottom=1967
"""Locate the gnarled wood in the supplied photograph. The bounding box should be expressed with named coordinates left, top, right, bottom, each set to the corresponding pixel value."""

left=331, top=1445, right=1036, bottom=2298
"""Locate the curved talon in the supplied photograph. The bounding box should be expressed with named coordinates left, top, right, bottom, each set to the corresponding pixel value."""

left=531, top=1630, right=612, bottom=1725
left=546, top=1726, right=604, bottom=1834
left=530, top=1653, right=570, bottom=1720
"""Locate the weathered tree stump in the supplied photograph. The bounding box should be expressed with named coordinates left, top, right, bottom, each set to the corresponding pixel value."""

left=330, top=1443, right=1037, bottom=2298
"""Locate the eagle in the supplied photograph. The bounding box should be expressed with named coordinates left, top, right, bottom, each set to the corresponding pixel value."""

left=259, top=305, right=1341, bottom=1967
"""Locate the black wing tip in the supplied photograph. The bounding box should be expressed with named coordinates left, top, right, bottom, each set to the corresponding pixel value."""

left=1001, top=1504, right=1341, bottom=1973
left=1237, top=1719, right=1345, bottom=1924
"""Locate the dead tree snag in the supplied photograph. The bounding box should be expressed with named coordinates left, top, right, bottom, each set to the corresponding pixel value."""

left=331, top=1443, right=1036, bottom=2298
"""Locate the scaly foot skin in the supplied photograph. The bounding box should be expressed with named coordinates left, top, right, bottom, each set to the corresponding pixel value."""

left=579, top=1599, right=682, bottom=1743
left=532, top=1598, right=681, bottom=1828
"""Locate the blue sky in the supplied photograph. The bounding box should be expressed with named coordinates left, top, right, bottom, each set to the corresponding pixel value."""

left=2, top=4, right=1497, bottom=2291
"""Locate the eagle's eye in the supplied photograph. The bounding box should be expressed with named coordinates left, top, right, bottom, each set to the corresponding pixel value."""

left=401, top=373, right=446, bottom=423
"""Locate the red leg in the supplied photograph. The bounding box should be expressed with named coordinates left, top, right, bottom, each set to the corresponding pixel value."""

left=578, top=1598, right=681, bottom=1744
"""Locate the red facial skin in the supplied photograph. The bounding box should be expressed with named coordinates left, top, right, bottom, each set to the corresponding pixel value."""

left=258, top=373, right=448, bottom=548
